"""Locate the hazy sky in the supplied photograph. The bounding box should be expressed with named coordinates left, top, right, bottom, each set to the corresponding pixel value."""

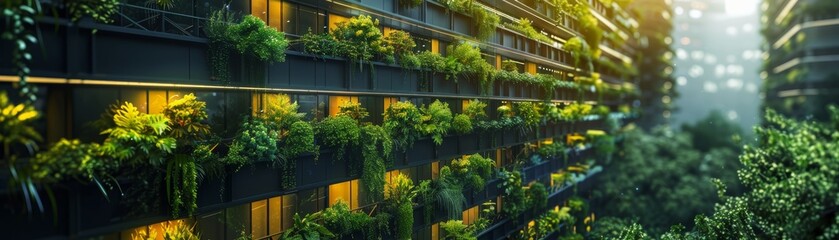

left=670, top=0, right=763, bottom=131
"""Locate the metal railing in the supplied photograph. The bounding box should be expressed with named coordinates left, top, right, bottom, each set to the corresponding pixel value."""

left=112, top=3, right=208, bottom=38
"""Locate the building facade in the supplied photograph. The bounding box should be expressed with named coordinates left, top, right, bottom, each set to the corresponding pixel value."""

left=762, top=0, right=839, bottom=120
left=1, top=0, right=647, bottom=239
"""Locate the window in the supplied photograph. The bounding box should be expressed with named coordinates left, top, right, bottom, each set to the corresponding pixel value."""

left=462, top=206, right=480, bottom=225
left=328, top=180, right=361, bottom=209
left=252, top=0, right=268, bottom=22
left=328, top=96, right=359, bottom=117
left=251, top=199, right=268, bottom=238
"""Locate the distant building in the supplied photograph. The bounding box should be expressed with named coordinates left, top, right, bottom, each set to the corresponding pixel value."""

left=762, top=0, right=839, bottom=120
left=631, top=0, right=678, bottom=129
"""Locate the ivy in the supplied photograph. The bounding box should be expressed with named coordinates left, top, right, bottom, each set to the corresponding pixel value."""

left=360, top=125, right=392, bottom=200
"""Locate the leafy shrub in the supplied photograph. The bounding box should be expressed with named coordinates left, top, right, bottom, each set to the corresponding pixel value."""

left=331, top=15, right=391, bottom=64
left=526, top=182, right=548, bottom=211
left=282, top=213, right=334, bottom=240
left=337, top=101, right=369, bottom=121
left=101, top=102, right=175, bottom=166
left=452, top=114, right=473, bottom=135
left=514, top=102, right=542, bottom=129
left=504, top=18, right=552, bottom=43
left=317, top=115, right=360, bottom=161
left=281, top=121, right=317, bottom=160
left=67, top=0, right=119, bottom=23
left=162, top=93, right=211, bottom=143
left=383, top=101, right=423, bottom=152
left=499, top=170, right=526, bottom=217
left=387, top=173, right=416, bottom=240
left=440, top=220, right=477, bottom=240
left=420, top=100, right=453, bottom=145
left=30, top=139, right=106, bottom=183
left=384, top=30, right=416, bottom=56
left=300, top=28, right=343, bottom=57
left=399, top=0, right=423, bottom=8
left=447, top=42, right=495, bottom=93
left=320, top=200, right=372, bottom=238
left=463, top=99, right=488, bottom=121
left=229, top=15, right=289, bottom=62
left=395, top=201, right=414, bottom=240
left=226, top=118, right=277, bottom=168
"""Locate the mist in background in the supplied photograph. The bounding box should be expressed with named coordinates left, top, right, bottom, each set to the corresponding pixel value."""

left=669, top=0, right=762, bottom=132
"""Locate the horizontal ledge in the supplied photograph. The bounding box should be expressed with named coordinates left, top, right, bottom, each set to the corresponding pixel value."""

left=0, top=75, right=598, bottom=104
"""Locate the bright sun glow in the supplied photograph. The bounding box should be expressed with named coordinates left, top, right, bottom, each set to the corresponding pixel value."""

left=725, top=0, right=759, bottom=17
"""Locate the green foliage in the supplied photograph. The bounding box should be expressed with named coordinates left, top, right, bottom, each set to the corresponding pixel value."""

left=384, top=30, right=416, bottom=57
left=561, top=102, right=593, bottom=122
left=386, top=173, right=416, bottom=240
left=526, top=182, right=548, bottom=211
left=436, top=166, right=467, bottom=219
left=449, top=154, right=494, bottom=191
left=317, top=115, right=360, bottom=161
left=439, top=0, right=498, bottom=41
left=320, top=200, right=373, bottom=238
left=680, top=110, right=744, bottom=152
left=229, top=15, right=289, bottom=63
left=463, top=99, right=488, bottom=121
left=360, top=125, right=392, bottom=200
left=281, top=121, right=317, bottom=160
left=499, top=170, right=527, bottom=217
left=447, top=42, right=495, bottom=93
left=452, top=114, right=473, bottom=135
left=684, top=107, right=839, bottom=239
left=2, top=0, right=41, bottom=102
left=282, top=213, right=335, bottom=240
left=538, top=142, right=565, bottom=159
left=300, top=28, right=343, bottom=57
left=440, top=220, right=477, bottom=240
left=514, top=102, right=542, bottom=129
left=563, top=37, right=592, bottom=71
left=167, top=154, right=198, bottom=217
left=331, top=15, right=390, bottom=64
left=383, top=101, right=423, bottom=152
left=163, top=93, right=211, bottom=143
left=206, top=10, right=235, bottom=82
left=262, top=94, right=305, bottom=131
left=226, top=118, right=277, bottom=168
left=504, top=18, right=552, bottom=43
left=29, top=139, right=106, bottom=184
left=591, top=126, right=741, bottom=235
left=101, top=102, right=176, bottom=166
left=337, top=101, right=370, bottom=121
left=67, top=0, right=119, bottom=23
left=525, top=207, right=574, bottom=240
left=420, top=100, right=453, bottom=145
left=0, top=91, right=42, bottom=153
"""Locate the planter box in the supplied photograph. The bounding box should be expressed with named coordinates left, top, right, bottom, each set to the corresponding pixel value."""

left=458, top=80, right=480, bottom=96
left=502, top=129, right=518, bottom=146
left=432, top=74, right=457, bottom=94
left=348, top=64, right=372, bottom=90
left=403, top=139, right=435, bottom=166
left=231, top=161, right=281, bottom=200
left=298, top=154, right=329, bottom=188
left=436, top=136, right=460, bottom=160
left=459, top=133, right=480, bottom=153
left=197, top=174, right=227, bottom=207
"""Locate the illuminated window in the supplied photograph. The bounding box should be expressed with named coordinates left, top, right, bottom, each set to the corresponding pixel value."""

left=462, top=206, right=479, bottom=225
left=383, top=97, right=398, bottom=111
left=431, top=223, right=439, bottom=240
left=431, top=161, right=440, bottom=180
left=328, top=96, right=359, bottom=117
left=121, top=89, right=148, bottom=113
left=251, top=0, right=268, bottom=22
left=268, top=0, right=282, bottom=30
left=328, top=180, right=361, bottom=209
left=252, top=200, right=268, bottom=238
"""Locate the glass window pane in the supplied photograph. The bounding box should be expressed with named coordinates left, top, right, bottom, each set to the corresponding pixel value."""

left=226, top=203, right=251, bottom=240
left=268, top=0, right=282, bottom=30
left=328, top=181, right=352, bottom=207
left=298, top=5, right=320, bottom=35
left=282, top=194, right=297, bottom=231
left=269, top=197, right=282, bottom=236
left=251, top=0, right=268, bottom=22
left=251, top=200, right=268, bottom=238
left=282, top=2, right=296, bottom=35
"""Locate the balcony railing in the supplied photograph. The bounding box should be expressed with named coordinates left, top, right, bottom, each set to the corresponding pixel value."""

left=111, top=3, right=208, bottom=38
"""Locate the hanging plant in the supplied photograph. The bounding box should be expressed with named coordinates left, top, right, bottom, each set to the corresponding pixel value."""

left=447, top=42, right=495, bottom=94
left=360, top=125, right=392, bottom=200
left=206, top=10, right=235, bottom=82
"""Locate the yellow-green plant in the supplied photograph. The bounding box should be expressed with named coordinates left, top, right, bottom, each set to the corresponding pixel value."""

left=383, top=101, right=423, bottom=152
left=420, top=100, right=453, bottom=145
